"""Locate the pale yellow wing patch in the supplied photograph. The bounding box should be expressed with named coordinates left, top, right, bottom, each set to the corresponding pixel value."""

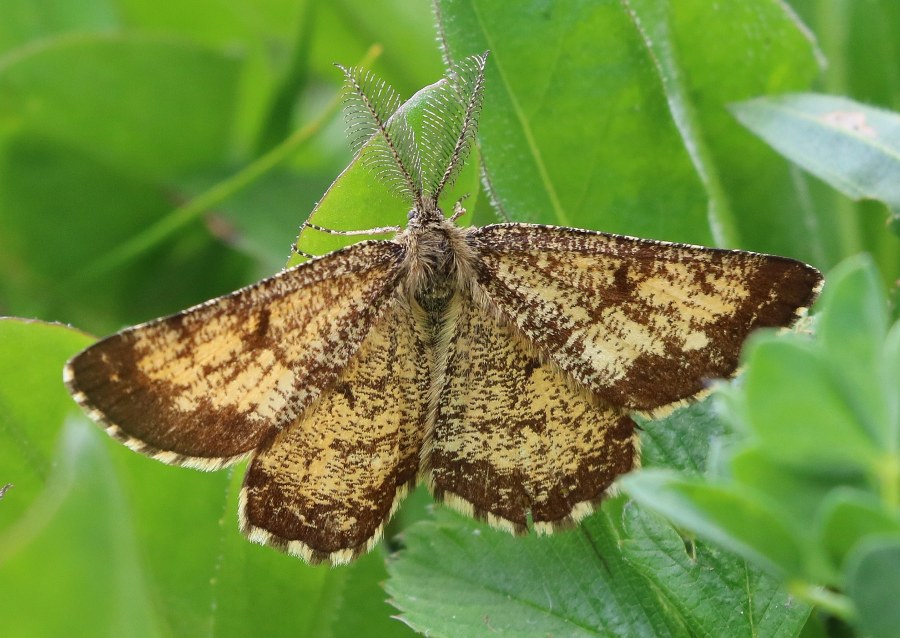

left=240, top=297, right=429, bottom=564
left=472, top=224, right=823, bottom=412
left=65, top=241, right=404, bottom=469
left=425, top=293, right=637, bottom=534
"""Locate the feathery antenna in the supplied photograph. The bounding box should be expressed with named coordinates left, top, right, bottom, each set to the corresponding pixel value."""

left=338, top=65, right=423, bottom=207
left=337, top=52, right=487, bottom=211
left=423, top=52, right=488, bottom=201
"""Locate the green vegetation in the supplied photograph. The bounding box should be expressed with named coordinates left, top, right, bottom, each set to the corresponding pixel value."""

left=1, top=1, right=897, bottom=636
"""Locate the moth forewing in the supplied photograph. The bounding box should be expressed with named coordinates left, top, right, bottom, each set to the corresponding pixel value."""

left=64, top=241, right=406, bottom=470
left=470, top=223, right=824, bottom=412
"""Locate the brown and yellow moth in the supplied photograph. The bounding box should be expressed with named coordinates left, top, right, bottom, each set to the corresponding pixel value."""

left=65, top=53, right=823, bottom=565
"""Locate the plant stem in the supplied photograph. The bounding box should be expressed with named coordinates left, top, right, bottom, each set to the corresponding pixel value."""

left=787, top=580, right=855, bottom=620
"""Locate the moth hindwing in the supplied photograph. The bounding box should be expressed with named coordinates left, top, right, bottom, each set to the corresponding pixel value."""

left=65, top=53, right=822, bottom=565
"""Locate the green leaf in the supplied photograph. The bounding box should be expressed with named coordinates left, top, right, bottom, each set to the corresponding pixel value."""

left=438, top=0, right=821, bottom=260
left=0, top=319, right=411, bottom=637
left=0, top=319, right=92, bottom=528
left=637, top=399, right=727, bottom=477
left=0, top=319, right=161, bottom=637
left=620, top=504, right=810, bottom=638
left=329, top=549, right=419, bottom=638
left=435, top=0, right=713, bottom=242
left=0, top=0, right=116, bottom=53
left=0, top=134, right=256, bottom=333
left=730, top=447, right=865, bottom=535
left=731, top=94, right=900, bottom=228
left=0, top=34, right=241, bottom=179
left=729, top=447, right=866, bottom=585
left=0, top=35, right=256, bottom=333
left=1, top=419, right=165, bottom=638
left=181, top=167, right=334, bottom=273
left=816, top=255, right=893, bottom=447
left=817, top=489, right=900, bottom=573
left=623, top=470, right=806, bottom=575
left=845, top=535, right=900, bottom=638
left=622, top=0, right=740, bottom=246
left=737, top=256, right=898, bottom=484
left=741, top=336, right=880, bottom=472
left=387, top=508, right=688, bottom=638
left=665, top=0, right=822, bottom=260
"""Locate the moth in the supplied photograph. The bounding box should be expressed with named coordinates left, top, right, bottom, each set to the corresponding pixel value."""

left=65, top=53, right=823, bottom=565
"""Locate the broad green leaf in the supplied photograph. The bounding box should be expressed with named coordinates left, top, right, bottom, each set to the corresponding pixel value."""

left=0, top=133, right=256, bottom=333
left=620, top=504, right=810, bottom=638
left=329, top=548, right=419, bottom=638
left=180, top=167, right=335, bottom=274
left=0, top=319, right=160, bottom=637
left=730, top=447, right=865, bottom=534
left=729, top=447, right=865, bottom=585
left=0, top=0, right=116, bottom=53
left=101, top=405, right=412, bottom=638
left=623, top=0, right=739, bottom=246
left=194, top=467, right=411, bottom=638
left=623, top=470, right=806, bottom=575
left=845, top=536, right=900, bottom=638
left=0, top=35, right=256, bottom=333
left=731, top=94, right=900, bottom=230
left=311, top=0, right=444, bottom=92
left=667, top=0, right=822, bottom=260
left=0, top=34, right=241, bottom=179
left=741, top=336, right=879, bottom=472
left=817, top=489, right=900, bottom=573
left=0, top=419, right=164, bottom=638
left=112, top=0, right=441, bottom=157
left=387, top=508, right=688, bottom=638
left=114, top=0, right=309, bottom=154
left=786, top=0, right=900, bottom=110
left=0, top=319, right=92, bottom=528
left=115, top=0, right=301, bottom=47
left=637, top=399, right=727, bottom=476
left=816, top=255, right=893, bottom=446
left=784, top=0, right=900, bottom=270
left=436, top=0, right=711, bottom=242
left=434, top=0, right=825, bottom=262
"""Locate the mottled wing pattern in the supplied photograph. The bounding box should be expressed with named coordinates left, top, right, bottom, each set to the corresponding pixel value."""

left=426, top=293, right=637, bottom=533
left=472, top=224, right=823, bottom=412
left=65, top=241, right=405, bottom=469
left=241, top=298, right=429, bottom=564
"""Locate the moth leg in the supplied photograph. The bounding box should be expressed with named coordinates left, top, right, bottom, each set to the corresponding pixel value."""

left=292, top=219, right=404, bottom=259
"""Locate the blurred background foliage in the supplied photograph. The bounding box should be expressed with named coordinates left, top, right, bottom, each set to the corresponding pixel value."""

left=0, top=1, right=898, bottom=637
